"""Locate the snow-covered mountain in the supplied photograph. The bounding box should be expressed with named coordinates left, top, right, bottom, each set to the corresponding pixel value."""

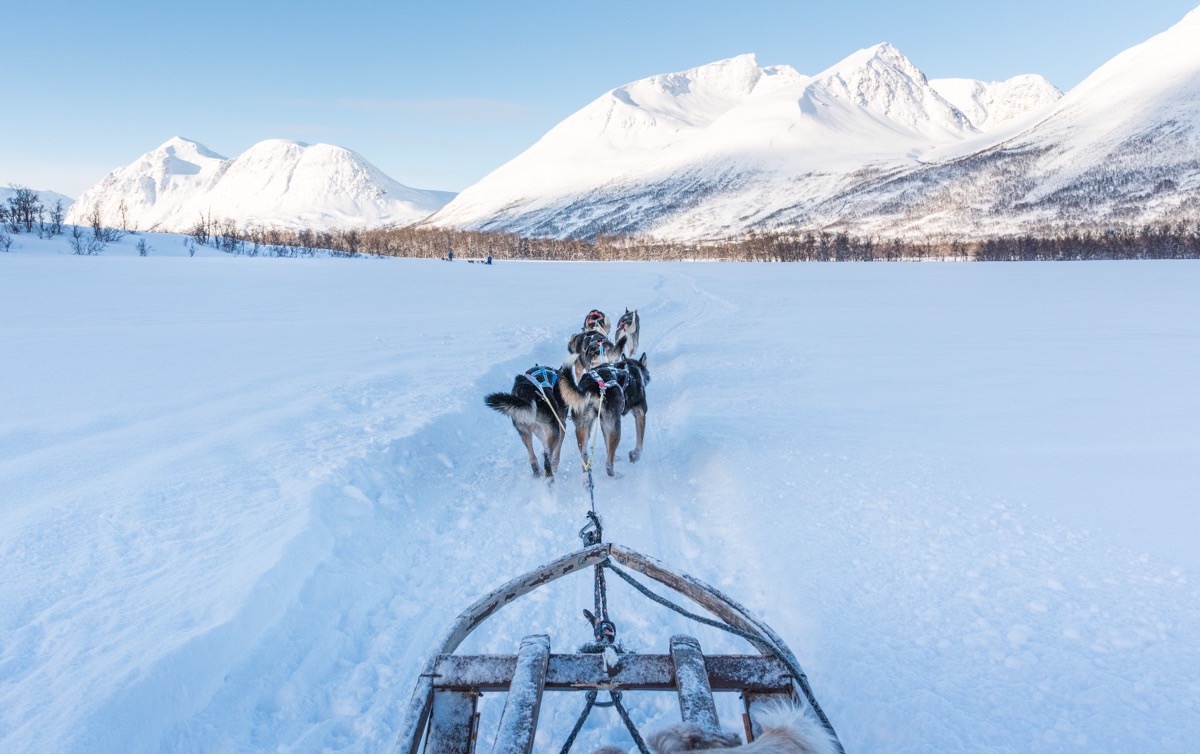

left=929, top=75, right=1062, bottom=132
left=431, top=8, right=1200, bottom=241
left=67, top=138, right=455, bottom=232
left=426, top=43, right=1061, bottom=240
left=825, top=6, right=1200, bottom=238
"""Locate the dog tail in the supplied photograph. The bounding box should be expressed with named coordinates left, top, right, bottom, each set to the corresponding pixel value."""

left=484, top=392, right=534, bottom=419
left=752, top=702, right=839, bottom=754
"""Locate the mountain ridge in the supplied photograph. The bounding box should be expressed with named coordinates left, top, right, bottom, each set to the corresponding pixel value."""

left=66, top=137, right=454, bottom=232
left=429, top=8, right=1200, bottom=241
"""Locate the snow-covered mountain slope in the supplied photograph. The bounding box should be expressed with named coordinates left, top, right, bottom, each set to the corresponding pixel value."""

left=425, top=45, right=1008, bottom=239
left=432, top=8, right=1200, bottom=242
left=426, top=43, right=1063, bottom=240
left=66, top=137, right=455, bottom=232
left=823, top=6, right=1200, bottom=238
left=929, top=74, right=1062, bottom=131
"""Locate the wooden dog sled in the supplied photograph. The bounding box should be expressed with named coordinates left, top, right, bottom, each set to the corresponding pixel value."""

left=396, top=541, right=844, bottom=754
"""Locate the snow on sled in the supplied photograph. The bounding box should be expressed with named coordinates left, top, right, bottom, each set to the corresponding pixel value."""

left=396, top=534, right=844, bottom=754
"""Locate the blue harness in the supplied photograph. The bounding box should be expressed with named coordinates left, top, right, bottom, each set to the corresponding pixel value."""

left=524, top=365, right=558, bottom=394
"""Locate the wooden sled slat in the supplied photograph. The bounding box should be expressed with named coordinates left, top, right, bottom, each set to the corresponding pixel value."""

left=425, top=691, right=478, bottom=754
left=490, top=634, right=551, bottom=754
left=671, top=635, right=720, bottom=730
left=430, top=653, right=793, bottom=692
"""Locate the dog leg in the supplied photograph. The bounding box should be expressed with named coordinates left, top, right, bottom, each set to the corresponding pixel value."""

left=602, top=410, right=622, bottom=477
left=573, top=412, right=593, bottom=465
left=629, top=406, right=646, bottom=463
left=516, top=424, right=541, bottom=476
left=549, top=422, right=565, bottom=476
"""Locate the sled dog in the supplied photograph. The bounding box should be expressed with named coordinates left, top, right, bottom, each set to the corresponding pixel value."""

left=615, top=308, right=640, bottom=358
left=583, top=309, right=610, bottom=336
left=568, top=329, right=621, bottom=370
left=559, top=353, right=649, bottom=476
left=642, top=704, right=837, bottom=754
left=484, top=365, right=566, bottom=477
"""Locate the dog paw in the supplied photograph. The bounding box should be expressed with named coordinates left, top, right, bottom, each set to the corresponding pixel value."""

left=629, top=449, right=641, bottom=463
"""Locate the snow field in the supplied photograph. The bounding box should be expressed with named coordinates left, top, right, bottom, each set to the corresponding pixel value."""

left=2, top=244, right=1198, bottom=752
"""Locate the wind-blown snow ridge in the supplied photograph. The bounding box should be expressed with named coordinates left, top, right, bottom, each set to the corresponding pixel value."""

left=67, top=137, right=455, bottom=232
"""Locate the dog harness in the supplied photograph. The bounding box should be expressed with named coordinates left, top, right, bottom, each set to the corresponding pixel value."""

left=588, top=366, right=627, bottom=393
left=524, top=365, right=558, bottom=393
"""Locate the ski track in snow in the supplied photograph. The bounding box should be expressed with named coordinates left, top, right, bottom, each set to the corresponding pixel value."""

left=2, top=249, right=1198, bottom=753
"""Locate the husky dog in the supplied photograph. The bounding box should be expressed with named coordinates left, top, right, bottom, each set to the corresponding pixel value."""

left=583, top=309, right=610, bottom=336
left=568, top=329, right=621, bottom=370
left=560, top=353, right=650, bottom=476
left=615, top=308, right=640, bottom=359
left=484, top=365, right=567, bottom=477
left=643, top=704, right=838, bottom=754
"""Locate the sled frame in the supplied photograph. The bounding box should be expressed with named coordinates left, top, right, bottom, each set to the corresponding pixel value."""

left=396, top=543, right=842, bottom=754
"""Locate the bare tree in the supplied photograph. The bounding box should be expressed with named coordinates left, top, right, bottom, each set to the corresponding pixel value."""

left=190, top=211, right=212, bottom=246
left=6, top=186, right=43, bottom=232
left=69, top=224, right=103, bottom=255
left=49, top=200, right=65, bottom=236
left=89, top=204, right=122, bottom=243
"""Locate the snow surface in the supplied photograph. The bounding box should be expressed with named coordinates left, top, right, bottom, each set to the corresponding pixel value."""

left=66, top=138, right=455, bottom=233
left=2, top=238, right=1199, bottom=753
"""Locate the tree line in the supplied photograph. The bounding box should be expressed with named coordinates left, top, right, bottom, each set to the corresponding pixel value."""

left=7, top=186, right=1200, bottom=262
left=185, top=214, right=1200, bottom=262
left=2, top=186, right=122, bottom=254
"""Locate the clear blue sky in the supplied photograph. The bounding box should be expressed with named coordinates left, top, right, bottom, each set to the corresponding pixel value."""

left=3, top=0, right=1197, bottom=197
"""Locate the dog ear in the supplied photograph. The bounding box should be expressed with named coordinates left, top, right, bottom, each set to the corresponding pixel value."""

left=639, top=352, right=647, bottom=366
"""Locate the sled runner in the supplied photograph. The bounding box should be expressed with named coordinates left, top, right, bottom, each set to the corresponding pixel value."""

left=396, top=539, right=844, bottom=754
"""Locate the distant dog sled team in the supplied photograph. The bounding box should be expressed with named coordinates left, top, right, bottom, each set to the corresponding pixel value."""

left=485, top=307, right=647, bottom=478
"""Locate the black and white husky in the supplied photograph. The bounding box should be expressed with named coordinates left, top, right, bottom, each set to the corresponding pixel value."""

left=615, top=308, right=640, bottom=359
left=484, top=365, right=567, bottom=478
left=560, top=353, right=649, bottom=476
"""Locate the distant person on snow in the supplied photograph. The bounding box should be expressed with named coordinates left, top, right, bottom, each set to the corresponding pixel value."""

left=447, top=250, right=454, bottom=261
left=486, top=255, right=492, bottom=265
